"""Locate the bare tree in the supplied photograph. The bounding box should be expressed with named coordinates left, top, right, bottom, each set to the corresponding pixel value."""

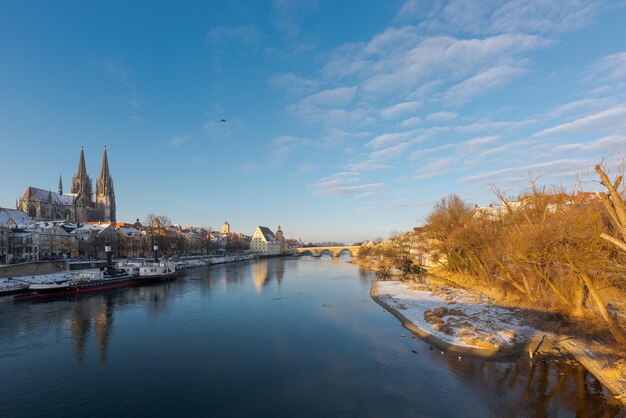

left=595, top=163, right=626, bottom=252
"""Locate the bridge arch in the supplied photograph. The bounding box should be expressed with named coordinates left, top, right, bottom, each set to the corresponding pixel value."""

left=295, top=246, right=360, bottom=257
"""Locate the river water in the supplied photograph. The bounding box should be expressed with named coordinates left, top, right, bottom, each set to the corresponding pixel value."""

left=0, top=257, right=623, bottom=417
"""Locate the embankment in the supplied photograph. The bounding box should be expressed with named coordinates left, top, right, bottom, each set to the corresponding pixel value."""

left=0, top=260, right=69, bottom=278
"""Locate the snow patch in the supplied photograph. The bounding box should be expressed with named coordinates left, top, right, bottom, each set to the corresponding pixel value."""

left=375, top=281, right=535, bottom=352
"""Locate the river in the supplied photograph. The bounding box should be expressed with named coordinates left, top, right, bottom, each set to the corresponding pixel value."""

left=0, top=257, right=623, bottom=417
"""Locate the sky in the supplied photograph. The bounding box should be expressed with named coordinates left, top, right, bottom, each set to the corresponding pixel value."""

left=1, top=0, right=626, bottom=243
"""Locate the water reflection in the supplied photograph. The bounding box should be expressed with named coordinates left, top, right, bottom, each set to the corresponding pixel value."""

left=68, top=296, right=115, bottom=366
left=251, top=261, right=268, bottom=292
left=0, top=258, right=623, bottom=417
left=69, top=301, right=92, bottom=365
left=250, top=259, right=291, bottom=292
left=439, top=350, right=623, bottom=416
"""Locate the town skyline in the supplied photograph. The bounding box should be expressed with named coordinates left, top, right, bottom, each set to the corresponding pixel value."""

left=2, top=1, right=626, bottom=243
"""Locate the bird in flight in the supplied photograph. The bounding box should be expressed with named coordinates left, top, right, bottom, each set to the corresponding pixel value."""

left=220, top=119, right=227, bottom=122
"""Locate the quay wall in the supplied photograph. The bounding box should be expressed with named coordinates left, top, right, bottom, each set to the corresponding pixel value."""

left=0, top=260, right=69, bottom=278
left=69, top=261, right=107, bottom=271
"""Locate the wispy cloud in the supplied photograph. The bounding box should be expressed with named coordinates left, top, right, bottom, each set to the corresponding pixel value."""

left=441, top=65, right=526, bottom=105
left=414, top=157, right=455, bottom=180
left=400, top=116, right=423, bottom=127
left=346, top=160, right=392, bottom=172
left=296, top=86, right=357, bottom=108
left=271, top=135, right=314, bottom=162
left=545, top=98, right=613, bottom=119
left=463, top=135, right=499, bottom=146
left=462, top=158, right=593, bottom=183
left=366, top=130, right=421, bottom=149
left=271, top=0, right=319, bottom=39
left=169, top=134, right=191, bottom=148
left=298, top=163, right=315, bottom=173
left=369, top=142, right=411, bottom=160
left=587, top=52, right=626, bottom=82
left=312, top=172, right=386, bottom=198
left=553, top=134, right=626, bottom=153
left=380, top=101, right=421, bottom=119
left=395, top=0, right=612, bottom=35
left=269, top=72, right=318, bottom=95
left=426, top=111, right=458, bottom=122
left=206, top=24, right=260, bottom=48
left=534, top=106, right=626, bottom=137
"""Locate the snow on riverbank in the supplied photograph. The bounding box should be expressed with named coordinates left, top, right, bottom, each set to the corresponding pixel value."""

left=0, top=270, right=100, bottom=293
left=373, top=280, right=537, bottom=355
left=182, top=254, right=256, bottom=267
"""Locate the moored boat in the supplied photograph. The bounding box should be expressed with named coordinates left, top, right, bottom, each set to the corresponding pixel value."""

left=14, top=268, right=134, bottom=302
left=138, top=262, right=186, bottom=281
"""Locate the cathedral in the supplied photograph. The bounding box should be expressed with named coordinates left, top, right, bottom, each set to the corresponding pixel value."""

left=17, top=146, right=116, bottom=224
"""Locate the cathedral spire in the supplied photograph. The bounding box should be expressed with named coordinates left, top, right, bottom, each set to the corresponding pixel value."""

left=58, top=173, right=63, bottom=195
left=71, top=146, right=93, bottom=204
left=96, top=145, right=116, bottom=223
left=77, top=146, right=87, bottom=179
left=99, top=145, right=110, bottom=180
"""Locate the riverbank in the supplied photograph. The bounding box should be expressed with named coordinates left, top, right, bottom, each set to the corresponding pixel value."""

left=371, top=280, right=536, bottom=358
left=0, top=253, right=257, bottom=296
left=372, top=278, right=626, bottom=405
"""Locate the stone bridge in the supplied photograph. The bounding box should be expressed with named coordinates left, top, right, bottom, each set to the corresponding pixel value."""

left=295, top=246, right=360, bottom=256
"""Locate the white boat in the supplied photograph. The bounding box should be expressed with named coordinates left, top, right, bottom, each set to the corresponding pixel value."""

left=29, top=281, right=75, bottom=291
left=139, top=262, right=185, bottom=280
left=116, top=261, right=142, bottom=277
left=17, top=269, right=134, bottom=302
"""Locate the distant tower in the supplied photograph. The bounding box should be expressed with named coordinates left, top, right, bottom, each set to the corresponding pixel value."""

left=71, top=146, right=93, bottom=203
left=275, top=225, right=284, bottom=243
left=276, top=226, right=285, bottom=253
left=58, top=173, right=63, bottom=195
left=222, top=220, right=230, bottom=234
left=96, top=145, right=116, bottom=223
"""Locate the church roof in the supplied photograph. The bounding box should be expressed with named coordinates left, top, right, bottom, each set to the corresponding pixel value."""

left=23, top=187, right=75, bottom=206
left=0, top=207, right=33, bottom=228
left=257, top=226, right=277, bottom=243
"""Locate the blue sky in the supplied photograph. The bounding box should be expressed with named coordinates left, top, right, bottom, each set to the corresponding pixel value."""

left=1, top=1, right=626, bottom=243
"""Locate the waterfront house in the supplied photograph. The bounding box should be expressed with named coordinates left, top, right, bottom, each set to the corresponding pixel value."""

left=0, top=207, right=34, bottom=263
left=250, top=226, right=282, bottom=255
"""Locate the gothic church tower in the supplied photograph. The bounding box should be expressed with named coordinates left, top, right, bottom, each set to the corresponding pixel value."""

left=96, top=145, right=116, bottom=223
left=71, top=146, right=93, bottom=203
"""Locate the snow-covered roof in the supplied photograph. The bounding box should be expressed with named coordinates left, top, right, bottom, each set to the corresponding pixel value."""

left=33, top=220, right=68, bottom=228
left=472, top=205, right=501, bottom=220
left=23, top=187, right=76, bottom=206
left=0, top=207, right=33, bottom=228
left=255, top=226, right=278, bottom=243
left=25, top=221, right=71, bottom=234
left=118, top=226, right=140, bottom=235
left=71, top=223, right=113, bottom=234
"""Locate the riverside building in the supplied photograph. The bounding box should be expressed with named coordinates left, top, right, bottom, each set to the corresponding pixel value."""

left=249, top=226, right=282, bottom=255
